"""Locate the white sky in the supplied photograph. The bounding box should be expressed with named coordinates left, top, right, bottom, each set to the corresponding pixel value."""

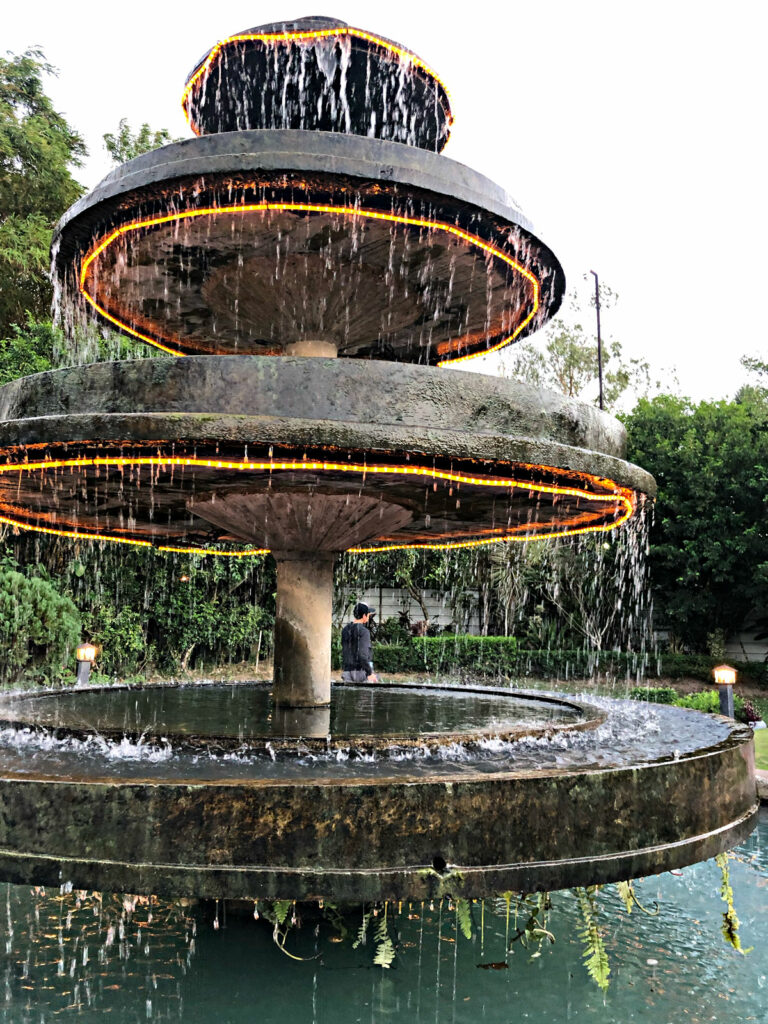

left=5, top=0, right=766, bottom=401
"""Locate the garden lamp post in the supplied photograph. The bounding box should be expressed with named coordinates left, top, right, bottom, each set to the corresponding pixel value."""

left=713, top=664, right=737, bottom=718
left=75, top=642, right=98, bottom=686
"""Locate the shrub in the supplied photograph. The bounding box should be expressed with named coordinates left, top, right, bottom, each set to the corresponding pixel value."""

left=739, top=698, right=763, bottom=724
left=0, top=568, right=80, bottom=684
left=628, top=686, right=679, bottom=705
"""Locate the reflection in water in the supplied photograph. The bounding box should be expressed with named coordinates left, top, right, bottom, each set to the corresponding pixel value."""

left=0, top=810, right=765, bottom=1023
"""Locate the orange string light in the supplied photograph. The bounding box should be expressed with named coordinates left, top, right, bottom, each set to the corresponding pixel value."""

left=180, top=27, right=453, bottom=136
left=79, top=202, right=540, bottom=366
left=0, top=453, right=635, bottom=555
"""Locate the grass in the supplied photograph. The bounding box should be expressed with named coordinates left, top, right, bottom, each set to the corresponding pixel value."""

left=754, top=727, right=768, bottom=771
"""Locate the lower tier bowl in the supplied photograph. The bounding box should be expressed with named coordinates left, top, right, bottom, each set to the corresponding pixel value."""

left=0, top=682, right=756, bottom=900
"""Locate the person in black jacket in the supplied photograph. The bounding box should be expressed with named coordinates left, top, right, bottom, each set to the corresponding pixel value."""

left=341, top=603, right=379, bottom=683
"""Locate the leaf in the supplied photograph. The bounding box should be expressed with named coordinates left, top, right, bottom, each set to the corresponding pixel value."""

left=574, top=886, right=611, bottom=992
left=455, top=898, right=473, bottom=940
left=273, top=900, right=291, bottom=926
left=352, top=909, right=371, bottom=949
left=373, top=913, right=396, bottom=969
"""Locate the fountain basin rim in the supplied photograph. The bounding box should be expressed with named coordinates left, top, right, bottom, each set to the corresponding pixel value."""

left=0, top=356, right=657, bottom=499
left=0, top=681, right=605, bottom=759
left=53, top=130, right=536, bottom=257
left=0, top=412, right=656, bottom=500
left=0, top=803, right=756, bottom=900
left=0, top=691, right=752, bottom=786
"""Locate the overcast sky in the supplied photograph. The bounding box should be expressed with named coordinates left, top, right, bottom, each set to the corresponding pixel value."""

left=5, top=0, right=766, bottom=401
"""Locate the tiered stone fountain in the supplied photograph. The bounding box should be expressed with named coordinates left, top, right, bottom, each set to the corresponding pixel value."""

left=0, top=17, right=756, bottom=899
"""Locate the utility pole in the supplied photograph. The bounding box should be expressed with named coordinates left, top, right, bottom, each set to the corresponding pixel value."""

left=589, top=270, right=604, bottom=411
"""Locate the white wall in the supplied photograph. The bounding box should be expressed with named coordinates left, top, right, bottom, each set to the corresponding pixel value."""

left=339, top=587, right=481, bottom=634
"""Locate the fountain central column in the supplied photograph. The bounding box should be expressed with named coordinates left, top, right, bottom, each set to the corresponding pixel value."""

left=272, top=551, right=335, bottom=706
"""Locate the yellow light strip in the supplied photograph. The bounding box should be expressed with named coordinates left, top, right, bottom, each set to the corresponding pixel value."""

left=80, top=202, right=539, bottom=366
left=180, top=27, right=453, bottom=135
left=0, top=454, right=634, bottom=555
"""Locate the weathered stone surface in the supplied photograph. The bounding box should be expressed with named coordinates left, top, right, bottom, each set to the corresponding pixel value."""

left=272, top=553, right=335, bottom=707
left=0, top=357, right=652, bottom=490
left=0, top=710, right=756, bottom=900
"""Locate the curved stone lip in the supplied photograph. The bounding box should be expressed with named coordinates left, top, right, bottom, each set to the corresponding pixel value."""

left=52, top=131, right=563, bottom=363
left=185, top=17, right=438, bottom=83
left=0, top=685, right=751, bottom=786
left=0, top=804, right=757, bottom=900
left=0, top=716, right=756, bottom=899
left=0, top=357, right=657, bottom=500
left=0, top=681, right=605, bottom=760
left=52, top=130, right=537, bottom=259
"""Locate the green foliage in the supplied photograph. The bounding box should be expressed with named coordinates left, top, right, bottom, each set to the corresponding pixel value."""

left=83, top=606, right=148, bottom=677
left=272, top=900, right=292, bottom=926
left=625, top=392, right=768, bottom=650
left=715, top=853, right=752, bottom=954
left=628, top=686, right=679, bottom=704
left=505, top=277, right=652, bottom=410
left=616, top=880, right=634, bottom=914
left=103, top=119, right=182, bottom=164
left=18, top=542, right=278, bottom=679
left=372, top=909, right=396, bottom=969
left=629, top=685, right=762, bottom=724
left=0, top=49, right=85, bottom=335
left=574, top=886, right=611, bottom=992
left=0, top=317, right=57, bottom=384
left=352, top=908, right=372, bottom=949
left=0, top=563, right=80, bottom=684
left=359, top=636, right=655, bottom=680
left=675, top=690, right=724, bottom=714
left=455, top=898, right=473, bottom=940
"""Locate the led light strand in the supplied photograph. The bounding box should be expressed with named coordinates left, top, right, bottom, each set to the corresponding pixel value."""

left=0, top=454, right=634, bottom=555
left=0, top=454, right=632, bottom=505
left=79, top=203, right=539, bottom=366
left=181, top=27, right=453, bottom=134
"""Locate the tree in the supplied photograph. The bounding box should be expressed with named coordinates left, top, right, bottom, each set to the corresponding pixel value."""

left=0, top=50, right=85, bottom=336
left=0, top=555, right=80, bottom=684
left=624, top=392, right=768, bottom=650
left=0, top=316, right=62, bottom=384
left=503, top=277, right=655, bottom=410
left=103, top=118, right=182, bottom=164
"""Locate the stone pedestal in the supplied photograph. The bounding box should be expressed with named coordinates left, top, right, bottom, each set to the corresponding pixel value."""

left=272, top=551, right=335, bottom=707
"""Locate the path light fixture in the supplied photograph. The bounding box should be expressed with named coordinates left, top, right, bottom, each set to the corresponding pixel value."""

left=75, top=642, right=99, bottom=686
left=713, top=664, right=737, bottom=718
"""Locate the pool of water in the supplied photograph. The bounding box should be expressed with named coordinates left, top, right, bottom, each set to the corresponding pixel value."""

left=0, top=808, right=765, bottom=1023
left=0, top=687, right=734, bottom=782
left=0, top=682, right=579, bottom=742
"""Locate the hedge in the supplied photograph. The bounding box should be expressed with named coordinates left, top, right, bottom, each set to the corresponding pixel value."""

left=331, top=635, right=768, bottom=687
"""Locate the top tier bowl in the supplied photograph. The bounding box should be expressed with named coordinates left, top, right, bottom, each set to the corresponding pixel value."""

left=183, top=16, right=453, bottom=150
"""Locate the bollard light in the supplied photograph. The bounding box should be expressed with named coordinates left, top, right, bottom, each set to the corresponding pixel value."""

left=75, top=642, right=99, bottom=686
left=713, top=664, right=737, bottom=718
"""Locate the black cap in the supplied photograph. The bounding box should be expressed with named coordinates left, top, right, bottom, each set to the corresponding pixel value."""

left=353, top=602, right=372, bottom=619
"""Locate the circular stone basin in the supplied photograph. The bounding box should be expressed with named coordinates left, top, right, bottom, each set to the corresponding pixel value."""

left=0, top=688, right=756, bottom=901
left=0, top=683, right=600, bottom=755
left=53, top=131, right=564, bottom=363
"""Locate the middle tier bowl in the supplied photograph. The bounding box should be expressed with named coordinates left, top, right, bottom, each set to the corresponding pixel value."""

left=53, top=131, right=565, bottom=365
left=0, top=356, right=654, bottom=553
